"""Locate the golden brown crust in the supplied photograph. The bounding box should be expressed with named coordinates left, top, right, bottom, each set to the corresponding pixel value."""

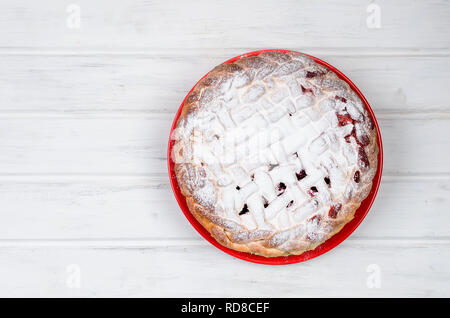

left=172, top=51, right=378, bottom=257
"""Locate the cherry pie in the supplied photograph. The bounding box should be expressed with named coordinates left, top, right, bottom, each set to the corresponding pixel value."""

left=171, top=51, right=378, bottom=257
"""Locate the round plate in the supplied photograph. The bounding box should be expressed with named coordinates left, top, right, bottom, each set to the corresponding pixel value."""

left=167, top=49, right=383, bottom=265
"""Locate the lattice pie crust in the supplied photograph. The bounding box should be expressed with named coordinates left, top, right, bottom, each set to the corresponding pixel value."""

left=171, top=51, right=378, bottom=257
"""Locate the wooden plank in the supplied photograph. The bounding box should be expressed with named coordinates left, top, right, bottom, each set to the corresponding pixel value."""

left=0, top=176, right=194, bottom=240
left=1, top=54, right=449, bottom=112
left=0, top=176, right=448, bottom=240
left=0, top=242, right=448, bottom=297
left=0, top=0, right=449, bottom=50
left=0, top=0, right=447, bottom=298
left=0, top=116, right=448, bottom=175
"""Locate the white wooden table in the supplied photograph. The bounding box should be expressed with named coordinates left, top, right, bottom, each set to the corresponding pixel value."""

left=0, top=0, right=449, bottom=297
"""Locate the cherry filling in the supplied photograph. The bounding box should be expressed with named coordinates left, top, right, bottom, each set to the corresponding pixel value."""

left=337, top=110, right=371, bottom=170
left=301, top=85, right=314, bottom=95
left=335, top=96, right=347, bottom=103
left=354, top=170, right=360, bottom=183
left=308, top=186, right=318, bottom=197
left=346, top=133, right=369, bottom=169
left=367, top=117, right=375, bottom=130
left=358, top=146, right=370, bottom=169
left=306, top=71, right=320, bottom=78
left=239, top=204, right=249, bottom=215
left=337, top=113, right=353, bottom=126
left=324, top=177, right=330, bottom=186
left=296, top=169, right=307, bottom=181
left=277, top=182, right=287, bottom=196
left=328, top=203, right=342, bottom=218
left=262, top=197, right=269, bottom=208
left=344, top=133, right=352, bottom=143
left=359, top=134, right=370, bottom=147
left=286, top=200, right=294, bottom=208
left=345, top=127, right=356, bottom=143
left=338, top=109, right=369, bottom=146
left=306, top=214, right=322, bottom=240
left=236, top=186, right=240, bottom=190
left=345, top=127, right=370, bottom=147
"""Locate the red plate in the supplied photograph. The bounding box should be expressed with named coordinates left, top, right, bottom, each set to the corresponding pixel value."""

left=167, top=49, right=383, bottom=265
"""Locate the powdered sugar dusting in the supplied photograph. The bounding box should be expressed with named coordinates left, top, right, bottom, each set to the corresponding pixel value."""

left=172, top=51, right=378, bottom=253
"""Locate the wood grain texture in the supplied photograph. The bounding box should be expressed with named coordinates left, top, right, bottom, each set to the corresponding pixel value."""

left=0, top=241, right=448, bottom=297
left=1, top=0, right=449, bottom=50
left=0, top=0, right=449, bottom=297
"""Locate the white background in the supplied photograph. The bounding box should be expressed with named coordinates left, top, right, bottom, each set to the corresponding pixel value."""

left=0, top=0, right=449, bottom=297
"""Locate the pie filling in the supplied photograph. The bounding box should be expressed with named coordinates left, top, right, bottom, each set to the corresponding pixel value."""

left=172, top=51, right=378, bottom=257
